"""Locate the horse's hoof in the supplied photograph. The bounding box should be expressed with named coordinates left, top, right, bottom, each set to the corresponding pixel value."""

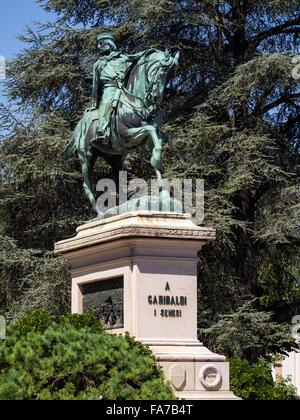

left=151, top=157, right=162, bottom=172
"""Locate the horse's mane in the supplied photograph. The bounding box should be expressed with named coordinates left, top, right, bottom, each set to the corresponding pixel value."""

left=125, top=49, right=160, bottom=91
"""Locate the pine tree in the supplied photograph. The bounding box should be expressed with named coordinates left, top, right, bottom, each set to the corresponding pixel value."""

left=0, top=0, right=299, bottom=357
left=0, top=311, right=175, bottom=400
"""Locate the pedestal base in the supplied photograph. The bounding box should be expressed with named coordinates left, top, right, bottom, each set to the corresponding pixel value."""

left=145, top=342, right=240, bottom=400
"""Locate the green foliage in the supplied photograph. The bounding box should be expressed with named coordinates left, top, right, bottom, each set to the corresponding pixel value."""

left=257, top=249, right=300, bottom=318
left=230, top=358, right=298, bottom=400
left=0, top=312, right=175, bottom=400
left=11, top=310, right=53, bottom=336
left=58, top=310, right=104, bottom=333
left=11, top=309, right=104, bottom=336
left=198, top=300, right=297, bottom=363
left=0, top=235, right=71, bottom=321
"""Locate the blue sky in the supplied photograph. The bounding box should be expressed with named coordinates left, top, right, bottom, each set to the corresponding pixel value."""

left=0, top=0, right=56, bottom=105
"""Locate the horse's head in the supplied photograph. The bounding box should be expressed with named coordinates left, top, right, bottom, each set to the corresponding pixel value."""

left=145, top=49, right=180, bottom=105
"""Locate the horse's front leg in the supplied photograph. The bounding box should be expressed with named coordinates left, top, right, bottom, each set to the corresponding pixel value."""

left=127, top=125, right=163, bottom=176
left=148, top=126, right=163, bottom=177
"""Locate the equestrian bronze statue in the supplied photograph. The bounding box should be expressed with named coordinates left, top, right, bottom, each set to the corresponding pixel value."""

left=62, top=33, right=179, bottom=216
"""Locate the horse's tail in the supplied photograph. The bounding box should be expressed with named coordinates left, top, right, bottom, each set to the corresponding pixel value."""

left=61, top=135, right=77, bottom=160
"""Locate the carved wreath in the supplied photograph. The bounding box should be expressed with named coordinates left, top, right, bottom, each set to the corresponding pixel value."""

left=199, top=364, right=222, bottom=391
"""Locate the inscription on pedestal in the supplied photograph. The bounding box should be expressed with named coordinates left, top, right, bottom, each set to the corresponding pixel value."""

left=82, top=277, right=124, bottom=330
left=148, top=282, right=187, bottom=319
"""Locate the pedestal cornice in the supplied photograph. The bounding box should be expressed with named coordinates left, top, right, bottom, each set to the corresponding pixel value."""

left=54, top=211, right=216, bottom=254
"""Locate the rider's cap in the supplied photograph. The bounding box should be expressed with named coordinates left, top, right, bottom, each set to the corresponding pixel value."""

left=97, top=32, right=115, bottom=42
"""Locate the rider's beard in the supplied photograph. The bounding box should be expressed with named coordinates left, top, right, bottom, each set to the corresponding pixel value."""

left=99, top=46, right=112, bottom=56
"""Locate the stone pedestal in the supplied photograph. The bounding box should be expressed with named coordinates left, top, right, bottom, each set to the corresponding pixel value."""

left=54, top=211, right=239, bottom=400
